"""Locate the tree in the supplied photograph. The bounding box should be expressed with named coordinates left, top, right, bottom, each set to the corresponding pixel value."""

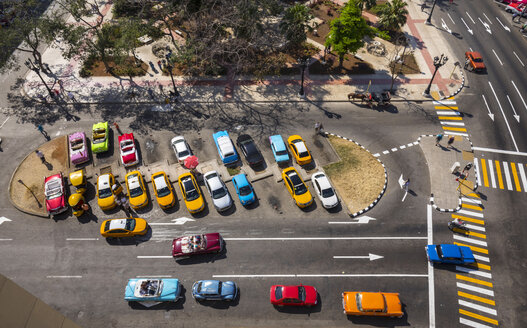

left=378, top=0, right=408, bottom=32
left=279, top=4, right=313, bottom=48
left=356, top=0, right=377, bottom=13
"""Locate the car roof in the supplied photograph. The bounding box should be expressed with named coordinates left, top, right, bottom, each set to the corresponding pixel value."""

left=291, top=139, right=308, bottom=153
left=232, top=173, right=249, bottom=185
left=119, top=133, right=134, bottom=142
left=98, top=174, right=111, bottom=188
left=270, top=135, right=286, bottom=149
left=108, top=218, right=127, bottom=230
left=216, top=135, right=234, bottom=154
left=153, top=174, right=167, bottom=189
left=281, top=285, right=299, bottom=299
left=440, top=244, right=462, bottom=258
left=237, top=134, right=252, bottom=142
left=204, top=171, right=222, bottom=189
left=313, top=173, right=331, bottom=189
left=127, top=173, right=141, bottom=189
left=360, top=292, right=385, bottom=311
left=467, top=51, right=482, bottom=58
left=286, top=170, right=303, bottom=185
left=200, top=280, right=220, bottom=294
left=173, top=139, right=188, bottom=152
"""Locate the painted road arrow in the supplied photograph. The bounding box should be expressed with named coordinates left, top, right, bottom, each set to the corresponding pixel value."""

left=328, top=216, right=376, bottom=224
left=506, top=95, right=520, bottom=123
left=334, top=253, right=384, bottom=261
left=441, top=18, right=452, bottom=34
left=478, top=17, right=492, bottom=34
left=496, top=17, right=511, bottom=32
left=149, top=217, right=196, bottom=225
left=461, top=18, right=473, bottom=35
left=0, top=217, right=12, bottom=225
left=482, top=95, right=495, bottom=121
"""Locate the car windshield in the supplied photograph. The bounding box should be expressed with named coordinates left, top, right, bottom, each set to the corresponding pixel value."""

left=436, top=245, right=444, bottom=259
left=70, top=139, right=83, bottom=150
left=125, top=219, right=136, bottom=231
left=212, top=187, right=227, bottom=199
left=298, top=286, right=305, bottom=301
left=217, top=281, right=222, bottom=294
left=294, top=183, right=307, bottom=195
left=276, top=150, right=287, bottom=156
left=473, top=57, right=483, bottom=63
left=298, top=151, right=309, bottom=158
left=99, top=187, right=112, bottom=198
left=157, top=186, right=170, bottom=197
left=321, top=188, right=335, bottom=198
left=275, top=286, right=283, bottom=300
left=183, top=180, right=199, bottom=201
left=130, top=186, right=143, bottom=198
left=239, top=185, right=252, bottom=196
left=178, top=150, right=190, bottom=157
left=356, top=293, right=363, bottom=311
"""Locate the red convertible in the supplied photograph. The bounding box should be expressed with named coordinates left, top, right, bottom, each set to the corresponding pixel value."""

left=44, top=173, right=67, bottom=216
left=172, top=233, right=223, bottom=260
left=118, top=133, right=139, bottom=167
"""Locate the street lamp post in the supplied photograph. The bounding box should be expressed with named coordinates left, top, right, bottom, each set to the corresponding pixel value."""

left=426, top=0, right=438, bottom=25
left=298, top=57, right=309, bottom=98
left=423, top=54, right=448, bottom=97
left=25, top=58, right=54, bottom=97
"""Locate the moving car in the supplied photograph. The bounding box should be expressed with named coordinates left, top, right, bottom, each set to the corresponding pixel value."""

left=212, top=131, right=239, bottom=165
left=236, top=134, right=264, bottom=166
left=97, top=173, right=118, bottom=211
left=203, top=171, right=232, bottom=212
left=287, top=135, right=312, bottom=165
left=311, top=172, right=339, bottom=209
left=178, top=173, right=205, bottom=214
left=231, top=173, right=256, bottom=206
left=426, top=244, right=475, bottom=264
left=151, top=171, right=176, bottom=209
left=100, top=218, right=148, bottom=238
left=125, top=171, right=149, bottom=210
left=69, top=132, right=89, bottom=165
left=171, top=136, right=192, bottom=163
left=464, top=51, right=486, bottom=73
left=44, top=173, right=67, bottom=216
left=172, top=233, right=224, bottom=259
left=342, top=291, right=403, bottom=317
left=118, top=133, right=139, bottom=167
left=125, top=278, right=181, bottom=307
left=91, top=121, right=109, bottom=153
left=192, top=280, right=238, bottom=301
left=269, top=134, right=289, bottom=164
left=270, top=284, right=318, bottom=307
left=282, top=167, right=313, bottom=208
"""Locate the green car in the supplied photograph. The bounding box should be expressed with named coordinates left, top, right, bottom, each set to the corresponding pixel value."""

left=91, top=122, right=109, bottom=153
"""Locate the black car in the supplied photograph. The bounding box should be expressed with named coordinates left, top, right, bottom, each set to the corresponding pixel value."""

left=236, top=134, right=264, bottom=166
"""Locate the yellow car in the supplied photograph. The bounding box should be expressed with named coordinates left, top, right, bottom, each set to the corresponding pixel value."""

left=151, top=171, right=176, bottom=209
left=97, top=173, right=118, bottom=210
left=282, top=167, right=313, bottom=208
left=342, top=292, right=403, bottom=318
left=178, top=173, right=204, bottom=214
left=287, top=135, right=312, bottom=165
left=100, top=218, right=148, bottom=238
left=125, top=171, right=149, bottom=210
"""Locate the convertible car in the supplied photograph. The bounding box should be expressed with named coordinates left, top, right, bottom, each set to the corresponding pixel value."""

left=124, top=278, right=181, bottom=307
left=172, top=233, right=223, bottom=260
left=118, top=133, right=139, bottom=167
left=44, top=173, right=67, bottom=216
left=91, top=121, right=109, bottom=153
left=69, top=132, right=89, bottom=165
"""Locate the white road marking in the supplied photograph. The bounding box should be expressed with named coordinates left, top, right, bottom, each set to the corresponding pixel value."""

left=503, top=161, right=513, bottom=191
left=149, top=217, right=195, bottom=225
left=488, top=81, right=519, bottom=151
left=212, top=273, right=428, bottom=278
left=391, top=148, right=398, bottom=152
left=441, top=121, right=465, bottom=126
left=0, top=217, right=11, bottom=225
left=46, top=276, right=82, bottom=278
left=333, top=253, right=384, bottom=261
left=408, top=143, right=414, bottom=147
left=461, top=18, right=474, bottom=35
left=444, top=131, right=469, bottom=137
left=481, top=94, right=494, bottom=121
left=473, top=254, right=490, bottom=262
left=137, top=256, right=173, bottom=259
left=0, top=116, right=10, bottom=129
left=487, top=159, right=497, bottom=189
left=513, top=51, right=525, bottom=67
left=329, top=216, right=376, bottom=224
left=483, top=13, right=492, bottom=24
left=413, top=141, right=419, bottom=145
left=459, top=317, right=493, bottom=328
left=433, top=100, right=457, bottom=105
left=0, top=239, right=13, bottom=241
left=400, top=145, right=406, bottom=149
left=382, top=150, right=389, bottom=154
left=427, top=204, right=435, bottom=328
left=223, top=236, right=427, bottom=241
left=456, top=266, right=493, bottom=279
left=453, top=235, right=487, bottom=246
left=457, top=282, right=494, bottom=296
left=437, top=110, right=460, bottom=115
left=495, top=16, right=511, bottom=32
left=518, top=164, right=527, bottom=192
left=472, top=147, right=527, bottom=156
left=459, top=300, right=497, bottom=316
left=66, top=238, right=99, bottom=241
left=462, top=197, right=482, bottom=205
left=511, top=80, right=527, bottom=112
left=458, top=209, right=484, bottom=218
left=55, top=131, right=60, bottom=136
left=136, top=275, right=172, bottom=278
left=506, top=95, right=520, bottom=122
left=465, top=224, right=485, bottom=232
left=466, top=12, right=476, bottom=24
left=448, top=13, right=456, bottom=24
left=373, top=153, right=380, bottom=157
left=491, top=49, right=503, bottom=65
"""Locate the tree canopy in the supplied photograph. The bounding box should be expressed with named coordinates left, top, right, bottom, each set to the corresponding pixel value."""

left=378, top=0, right=408, bottom=32
left=279, top=4, right=313, bottom=48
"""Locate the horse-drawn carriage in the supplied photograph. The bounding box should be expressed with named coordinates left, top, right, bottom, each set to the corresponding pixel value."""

left=348, top=91, right=391, bottom=108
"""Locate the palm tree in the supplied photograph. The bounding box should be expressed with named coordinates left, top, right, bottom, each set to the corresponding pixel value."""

left=378, top=0, right=409, bottom=32
left=280, top=4, right=313, bottom=47
left=356, top=0, right=377, bottom=14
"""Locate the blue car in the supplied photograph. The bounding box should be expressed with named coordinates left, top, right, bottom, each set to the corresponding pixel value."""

left=269, top=135, right=289, bottom=164
left=192, top=280, right=238, bottom=301
left=426, top=244, right=475, bottom=264
left=232, top=173, right=256, bottom=205
left=124, top=278, right=181, bottom=306
left=213, top=131, right=239, bottom=165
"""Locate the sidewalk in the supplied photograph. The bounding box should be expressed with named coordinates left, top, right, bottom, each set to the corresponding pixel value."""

left=21, top=0, right=464, bottom=105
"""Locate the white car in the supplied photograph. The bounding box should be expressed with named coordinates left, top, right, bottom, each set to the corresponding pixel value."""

left=203, top=171, right=233, bottom=212
left=171, top=136, right=192, bottom=163
left=311, top=172, right=339, bottom=209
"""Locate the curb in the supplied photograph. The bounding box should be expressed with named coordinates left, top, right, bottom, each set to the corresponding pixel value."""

left=439, top=64, right=465, bottom=101
left=324, top=132, right=388, bottom=218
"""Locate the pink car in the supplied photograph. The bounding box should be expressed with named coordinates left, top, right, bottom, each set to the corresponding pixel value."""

left=172, top=233, right=223, bottom=260
left=118, top=133, right=139, bottom=167
left=44, top=173, right=67, bottom=216
left=69, top=132, right=89, bottom=165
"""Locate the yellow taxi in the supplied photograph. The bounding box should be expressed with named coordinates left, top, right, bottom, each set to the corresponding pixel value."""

left=342, top=291, right=403, bottom=318
left=97, top=173, right=119, bottom=211
left=151, top=171, right=176, bottom=209
left=282, top=167, right=313, bottom=208
left=100, top=218, right=148, bottom=238
left=287, top=135, right=312, bottom=165
left=178, top=172, right=204, bottom=214
left=125, top=171, right=149, bottom=210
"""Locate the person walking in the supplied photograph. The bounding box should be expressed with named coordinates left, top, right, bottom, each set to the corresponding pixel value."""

left=37, top=124, right=49, bottom=139
left=35, top=150, right=46, bottom=163
left=435, top=133, right=443, bottom=146
left=447, top=136, right=455, bottom=148
left=67, top=92, right=77, bottom=103
left=113, top=122, right=123, bottom=135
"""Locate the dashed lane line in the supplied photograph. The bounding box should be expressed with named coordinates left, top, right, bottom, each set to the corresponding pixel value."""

left=212, top=273, right=428, bottom=278
left=456, top=274, right=493, bottom=288
left=454, top=243, right=489, bottom=255
left=458, top=291, right=496, bottom=306
left=459, top=309, right=498, bottom=326
left=46, top=276, right=82, bottom=278
left=457, top=282, right=495, bottom=296
left=456, top=266, right=492, bottom=279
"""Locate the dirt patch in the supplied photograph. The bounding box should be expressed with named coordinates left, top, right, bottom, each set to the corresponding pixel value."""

left=83, top=57, right=149, bottom=77
left=323, top=136, right=385, bottom=213
left=390, top=53, right=420, bottom=75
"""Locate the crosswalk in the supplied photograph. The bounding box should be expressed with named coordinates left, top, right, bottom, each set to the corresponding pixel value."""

left=474, top=158, right=527, bottom=192
left=433, top=99, right=469, bottom=137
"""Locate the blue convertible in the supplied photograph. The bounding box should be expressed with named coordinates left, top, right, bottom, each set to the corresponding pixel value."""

left=192, top=280, right=238, bottom=301
left=125, top=278, right=182, bottom=307
left=426, top=244, right=475, bottom=264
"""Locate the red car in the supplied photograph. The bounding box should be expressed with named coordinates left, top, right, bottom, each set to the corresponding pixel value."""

left=118, top=133, right=139, bottom=167
left=270, top=284, right=318, bottom=307
left=172, top=233, right=223, bottom=260
left=44, top=173, right=67, bottom=216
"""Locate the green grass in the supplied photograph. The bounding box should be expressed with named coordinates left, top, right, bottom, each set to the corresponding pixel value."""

left=227, top=167, right=241, bottom=176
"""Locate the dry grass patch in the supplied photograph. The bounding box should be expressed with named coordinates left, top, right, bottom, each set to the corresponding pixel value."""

left=323, top=136, right=385, bottom=213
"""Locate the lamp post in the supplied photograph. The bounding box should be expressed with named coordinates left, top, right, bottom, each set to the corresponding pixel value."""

left=165, top=54, right=180, bottom=101
left=426, top=0, right=438, bottom=25
left=298, top=57, right=309, bottom=98
left=423, top=54, right=448, bottom=97
left=25, top=58, right=54, bottom=97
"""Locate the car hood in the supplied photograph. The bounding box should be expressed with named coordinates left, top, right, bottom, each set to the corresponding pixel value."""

left=46, top=196, right=65, bottom=211
left=204, top=233, right=221, bottom=249
left=122, top=152, right=137, bottom=164
left=426, top=245, right=440, bottom=261
left=214, top=194, right=232, bottom=210
left=322, top=195, right=339, bottom=207
left=173, top=239, right=183, bottom=254
left=221, top=281, right=237, bottom=297
left=304, top=285, right=318, bottom=304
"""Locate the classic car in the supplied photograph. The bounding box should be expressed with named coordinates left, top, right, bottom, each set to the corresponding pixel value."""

left=212, top=131, right=239, bottom=165
left=69, top=132, right=89, bottom=165
left=44, top=173, right=67, bottom=216
left=192, top=280, right=238, bottom=301
left=118, top=133, right=139, bottom=167
left=172, top=233, right=223, bottom=260
left=342, top=291, right=403, bottom=317
left=125, top=278, right=181, bottom=307
left=426, top=244, right=475, bottom=265
left=91, top=121, right=109, bottom=153
left=269, top=134, right=289, bottom=164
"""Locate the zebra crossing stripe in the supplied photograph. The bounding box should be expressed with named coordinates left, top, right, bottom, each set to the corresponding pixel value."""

left=454, top=242, right=489, bottom=254
left=462, top=203, right=482, bottom=211
left=487, top=160, right=496, bottom=188
left=435, top=106, right=459, bottom=110
left=443, top=126, right=467, bottom=132
left=457, top=282, right=494, bottom=296
left=494, top=160, right=504, bottom=189
left=437, top=110, right=461, bottom=115
left=473, top=159, right=481, bottom=189
left=502, top=161, right=513, bottom=191
left=518, top=164, right=527, bottom=192
left=458, top=291, right=495, bottom=305
left=469, top=262, right=491, bottom=271
left=466, top=231, right=486, bottom=239
left=459, top=309, right=498, bottom=325
left=465, top=224, right=485, bottom=232
left=453, top=235, right=487, bottom=246
left=480, top=159, right=489, bottom=187
left=441, top=121, right=465, bottom=126
left=458, top=300, right=497, bottom=316
left=443, top=131, right=469, bottom=137
left=462, top=197, right=482, bottom=205
left=510, top=162, right=522, bottom=192
left=459, top=317, right=494, bottom=328
left=473, top=254, right=490, bottom=262
left=438, top=116, right=463, bottom=120
left=456, top=266, right=492, bottom=279
left=452, top=215, right=485, bottom=225
left=434, top=100, right=457, bottom=105
left=458, top=209, right=484, bottom=218
left=456, top=274, right=493, bottom=287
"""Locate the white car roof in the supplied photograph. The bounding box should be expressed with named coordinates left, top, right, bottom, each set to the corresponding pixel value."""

left=292, top=139, right=308, bottom=153
left=127, top=174, right=141, bottom=189
left=204, top=171, right=222, bottom=190
left=98, top=174, right=111, bottom=189
left=313, top=173, right=332, bottom=190
left=109, top=219, right=127, bottom=230
left=153, top=175, right=168, bottom=190
left=217, top=136, right=235, bottom=156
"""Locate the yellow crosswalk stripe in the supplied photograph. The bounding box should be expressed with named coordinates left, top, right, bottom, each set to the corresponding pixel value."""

left=459, top=309, right=498, bottom=325
left=469, top=262, right=491, bottom=270
left=495, top=160, right=504, bottom=189
left=481, top=159, right=489, bottom=187
left=456, top=274, right=493, bottom=287
left=435, top=106, right=459, bottom=110
left=511, top=162, right=522, bottom=192
left=454, top=242, right=489, bottom=254
left=462, top=203, right=483, bottom=211
left=467, top=231, right=487, bottom=239
left=452, top=215, right=485, bottom=225
left=438, top=116, right=463, bottom=120
left=458, top=291, right=496, bottom=305
left=430, top=91, right=440, bottom=100
left=442, top=126, right=467, bottom=132
left=467, top=192, right=480, bottom=198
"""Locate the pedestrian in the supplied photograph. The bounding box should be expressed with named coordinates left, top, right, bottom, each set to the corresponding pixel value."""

left=435, top=133, right=443, bottom=146
left=403, top=178, right=410, bottom=191
left=58, top=80, right=64, bottom=94
left=37, top=94, right=47, bottom=103
left=67, top=92, right=77, bottom=103
left=462, top=163, right=473, bottom=177
left=447, top=136, right=455, bottom=148
left=421, top=2, right=426, bottom=11
left=35, top=150, right=45, bottom=163
left=53, top=89, right=60, bottom=98
left=315, top=122, right=321, bottom=134
left=513, top=12, right=520, bottom=22
left=157, top=60, right=162, bottom=70
left=521, top=23, right=527, bottom=32
left=449, top=0, right=453, bottom=3
left=113, top=122, right=122, bottom=135
left=121, top=197, right=131, bottom=217
left=37, top=124, right=49, bottom=139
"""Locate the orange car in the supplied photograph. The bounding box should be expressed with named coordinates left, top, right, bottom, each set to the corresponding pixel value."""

left=464, top=51, right=485, bottom=73
left=342, top=291, right=403, bottom=318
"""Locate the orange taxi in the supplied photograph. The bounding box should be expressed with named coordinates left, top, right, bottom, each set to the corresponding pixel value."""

left=342, top=291, right=403, bottom=318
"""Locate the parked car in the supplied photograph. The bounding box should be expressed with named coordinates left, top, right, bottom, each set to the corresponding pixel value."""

left=311, top=172, right=339, bottom=209
left=172, top=233, right=224, bottom=260
left=171, top=136, right=192, bottom=163
left=69, top=132, right=89, bottom=165
left=236, top=134, right=264, bottom=166
left=44, top=173, right=67, bottom=216
left=125, top=171, right=149, bottom=210
left=100, top=218, right=148, bottom=238
left=91, top=121, right=109, bottom=153
left=287, top=135, right=312, bottom=165
left=342, top=291, right=403, bottom=317
left=97, top=173, right=118, bottom=211
left=269, top=134, right=289, bottom=164
left=178, top=173, right=205, bottom=214
left=464, top=51, right=486, bottom=73
left=118, top=133, right=139, bottom=167
left=282, top=167, right=313, bottom=208
left=506, top=2, right=527, bottom=16
left=212, top=131, right=239, bottom=164
left=151, top=171, right=176, bottom=209
left=192, top=280, right=238, bottom=301
left=426, top=244, right=475, bottom=264
left=270, top=285, right=318, bottom=307
left=203, top=171, right=232, bottom=212
left=125, top=278, right=181, bottom=306
left=231, top=173, right=256, bottom=205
